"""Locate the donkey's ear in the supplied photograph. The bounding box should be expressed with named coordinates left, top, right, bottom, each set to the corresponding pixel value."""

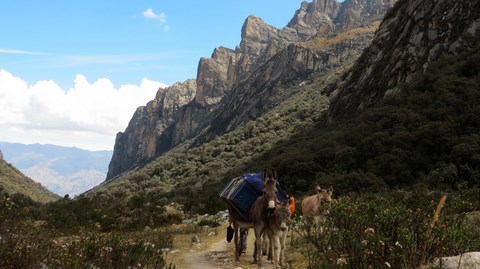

left=271, top=169, right=277, bottom=181
left=328, top=186, right=334, bottom=195
left=315, top=183, right=322, bottom=192
left=263, top=169, right=268, bottom=182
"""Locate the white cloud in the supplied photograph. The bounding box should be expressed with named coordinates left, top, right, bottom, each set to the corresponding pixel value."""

left=0, top=48, right=47, bottom=55
left=142, top=8, right=166, bottom=23
left=0, top=69, right=168, bottom=150
left=142, top=8, right=169, bottom=30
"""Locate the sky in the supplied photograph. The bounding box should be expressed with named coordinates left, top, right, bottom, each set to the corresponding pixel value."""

left=0, top=0, right=315, bottom=151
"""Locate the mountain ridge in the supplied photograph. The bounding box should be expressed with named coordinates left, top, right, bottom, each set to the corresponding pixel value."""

left=87, top=0, right=480, bottom=216
left=328, top=0, right=480, bottom=119
left=106, top=0, right=398, bottom=181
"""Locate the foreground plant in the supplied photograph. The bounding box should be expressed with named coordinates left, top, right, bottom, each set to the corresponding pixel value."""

left=292, top=189, right=480, bottom=269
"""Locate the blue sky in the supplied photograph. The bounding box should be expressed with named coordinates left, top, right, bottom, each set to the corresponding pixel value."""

left=0, top=0, right=319, bottom=151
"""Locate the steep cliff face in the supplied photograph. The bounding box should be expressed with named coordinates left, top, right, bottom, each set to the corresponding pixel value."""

left=329, top=0, right=480, bottom=119
left=107, top=80, right=196, bottom=180
left=333, top=0, right=397, bottom=31
left=288, top=0, right=341, bottom=39
left=197, top=31, right=376, bottom=143
left=195, top=47, right=237, bottom=106
left=190, top=0, right=399, bottom=114
left=288, top=0, right=396, bottom=38
left=106, top=0, right=397, bottom=180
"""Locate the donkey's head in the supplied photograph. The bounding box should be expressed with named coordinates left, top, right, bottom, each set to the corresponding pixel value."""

left=315, top=183, right=333, bottom=203
left=275, top=198, right=293, bottom=231
left=263, top=169, right=278, bottom=212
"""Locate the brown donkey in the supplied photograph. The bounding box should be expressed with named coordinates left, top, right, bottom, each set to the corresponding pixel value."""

left=301, top=183, right=333, bottom=229
left=264, top=198, right=292, bottom=269
left=229, top=170, right=279, bottom=268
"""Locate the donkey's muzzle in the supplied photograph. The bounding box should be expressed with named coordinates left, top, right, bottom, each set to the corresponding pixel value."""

left=268, top=207, right=276, bottom=216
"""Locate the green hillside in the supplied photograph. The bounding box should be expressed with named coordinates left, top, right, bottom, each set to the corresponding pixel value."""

left=89, top=45, right=480, bottom=216
left=0, top=158, right=60, bottom=203
left=88, top=59, right=353, bottom=208
left=265, top=45, right=480, bottom=194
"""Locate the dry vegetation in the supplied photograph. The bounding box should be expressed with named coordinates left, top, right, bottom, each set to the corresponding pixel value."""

left=303, top=21, right=381, bottom=49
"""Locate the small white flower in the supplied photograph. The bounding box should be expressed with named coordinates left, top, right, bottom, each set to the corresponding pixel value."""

left=337, top=257, right=348, bottom=265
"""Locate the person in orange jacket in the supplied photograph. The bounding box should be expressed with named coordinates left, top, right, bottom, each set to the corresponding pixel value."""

left=288, top=195, right=295, bottom=215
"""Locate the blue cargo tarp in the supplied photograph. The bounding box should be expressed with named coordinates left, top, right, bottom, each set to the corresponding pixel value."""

left=240, top=172, right=263, bottom=194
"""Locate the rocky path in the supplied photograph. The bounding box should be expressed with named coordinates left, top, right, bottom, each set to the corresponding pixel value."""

left=179, top=228, right=278, bottom=269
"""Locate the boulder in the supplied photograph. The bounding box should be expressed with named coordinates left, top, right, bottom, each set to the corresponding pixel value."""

left=432, top=252, right=480, bottom=269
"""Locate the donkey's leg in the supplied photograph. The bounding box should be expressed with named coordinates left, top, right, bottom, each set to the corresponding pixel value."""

left=264, top=229, right=273, bottom=263
left=268, top=235, right=273, bottom=262
left=279, top=229, right=287, bottom=266
left=262, top=232, right=268, bottom=255
left=233, top=222, right=240, bottom=261
left=262, top=232, right=272, bottom=261
left=239, top=227, right=248, bottom=255
left=254, top=225, right=264, bottom=268
left=270, top=232, right=281, bottom=269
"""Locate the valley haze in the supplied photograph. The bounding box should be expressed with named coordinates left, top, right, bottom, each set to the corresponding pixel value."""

left=0, top=142, right=112, bottom=196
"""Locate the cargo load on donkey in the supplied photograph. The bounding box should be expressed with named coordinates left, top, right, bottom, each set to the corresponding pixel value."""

left=219, top=172, right=287, bottom=222
left=219, top=170, right=289, bottom=263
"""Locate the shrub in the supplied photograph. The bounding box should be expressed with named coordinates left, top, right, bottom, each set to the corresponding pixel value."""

left=292, top=190, right=480, bottom=269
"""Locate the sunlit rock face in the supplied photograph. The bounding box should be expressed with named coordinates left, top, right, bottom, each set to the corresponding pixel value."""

left=107, top=80, right=196, bottom=180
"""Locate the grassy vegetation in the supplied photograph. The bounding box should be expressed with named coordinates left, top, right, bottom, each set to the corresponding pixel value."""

left=262, top=45, right=480, bottom=195
left=0, top=159, right=59, bottom=203
left=291, top=189, right=480, bottom=269
left=89, top=61, right=353, bottom=214
left=302, top=21, right=381, bottom=49
left=94, top=44, right=480, bottom=212
left=1, top=189, right=178, bottom=268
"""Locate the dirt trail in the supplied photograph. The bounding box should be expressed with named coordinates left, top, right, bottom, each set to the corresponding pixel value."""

left=182, top=238, right=229, bottom=269
left=180, top=229, right=278, bottom=269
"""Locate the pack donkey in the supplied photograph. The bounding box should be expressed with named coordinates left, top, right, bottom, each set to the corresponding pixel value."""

left=228, top=169, right=279, bottom=268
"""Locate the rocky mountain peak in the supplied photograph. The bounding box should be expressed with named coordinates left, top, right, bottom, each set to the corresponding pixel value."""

left=288, top=0, right=340, bottom=39
left=106, top=0, right=398, bottom=180
left=195, top=46, right=236, bottom=106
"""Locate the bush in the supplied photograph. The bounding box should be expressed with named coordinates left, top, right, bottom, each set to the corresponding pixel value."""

left=0, top=228, right=175, bottom=269
left=292, top=190, right=480, bottom=269
left=41, top=233, right=174, bottom=269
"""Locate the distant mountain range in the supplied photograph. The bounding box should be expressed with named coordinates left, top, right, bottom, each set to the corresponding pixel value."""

left=0, top=142, right=112, bottom=196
